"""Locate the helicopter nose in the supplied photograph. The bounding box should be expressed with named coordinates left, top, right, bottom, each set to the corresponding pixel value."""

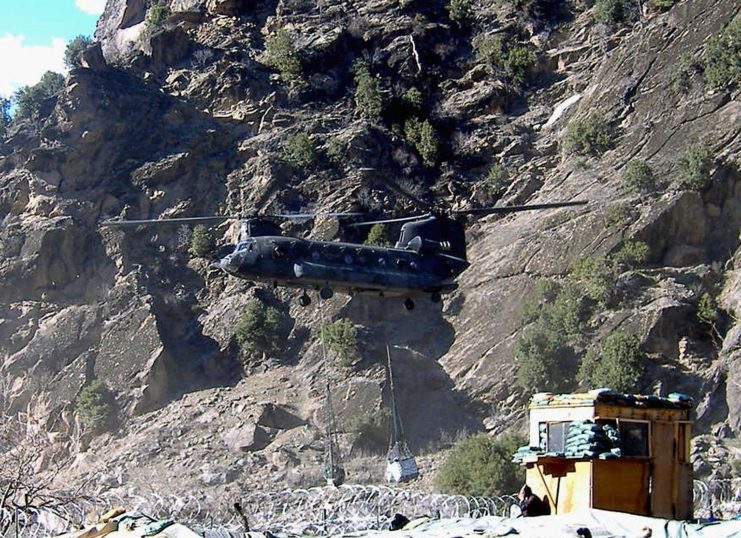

left=219, top=253, right=240, bottom=273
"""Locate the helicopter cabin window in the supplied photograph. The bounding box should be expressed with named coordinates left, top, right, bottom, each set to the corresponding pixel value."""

left=237, top=242, right=254, bottom=252
left=546, top=421, right=572, bottom=453
left=618, top=420, right=650, bottom=457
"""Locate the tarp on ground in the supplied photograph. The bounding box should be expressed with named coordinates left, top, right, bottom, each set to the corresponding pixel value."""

left=55, top=512, right=201, bottom=538
left=341, top=509, right=741, bottom=538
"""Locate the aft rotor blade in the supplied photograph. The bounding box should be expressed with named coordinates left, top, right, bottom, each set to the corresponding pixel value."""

left=101, top=215, right=236, bottom=227
left=453, top=200, right=588, bottom=217
left=274, top=212, right=365, bottom=219
left=350, top=214, right=429, bottom=227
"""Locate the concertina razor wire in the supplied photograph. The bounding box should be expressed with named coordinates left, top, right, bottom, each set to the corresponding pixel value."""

left=2, top=480, right=739, bottom=538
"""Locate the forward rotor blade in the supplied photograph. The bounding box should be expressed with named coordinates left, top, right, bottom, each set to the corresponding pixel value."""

left=453, top=200, right=588, bottom=217
left=101, top=211, right=364, bottom=227
left=101, top=215, right=237, bottom=227
left=350, top=214, right=429, bottom=227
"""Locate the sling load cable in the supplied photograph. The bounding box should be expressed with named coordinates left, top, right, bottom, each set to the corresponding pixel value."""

left=318, top=295, right=345, bottom=487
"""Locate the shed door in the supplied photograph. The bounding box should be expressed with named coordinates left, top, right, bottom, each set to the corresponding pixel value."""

left=592, top=458, right=650, bottom=514
left=651, top=421, right=675, bottom=518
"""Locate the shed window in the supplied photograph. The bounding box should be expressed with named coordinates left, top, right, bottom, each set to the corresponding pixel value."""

left=619, top=420, right=650, bottom=457
left=547, top=422, right=571, bottom=453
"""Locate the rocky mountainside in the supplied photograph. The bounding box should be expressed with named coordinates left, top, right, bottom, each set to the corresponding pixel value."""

left=0, top=0, right=739, bottom=504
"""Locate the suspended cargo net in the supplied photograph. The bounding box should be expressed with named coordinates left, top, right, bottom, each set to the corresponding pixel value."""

left=384, top=346, right=418, bottom=484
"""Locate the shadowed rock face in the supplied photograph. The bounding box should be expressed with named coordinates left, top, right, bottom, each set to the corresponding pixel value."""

left=1, top=0, right=740, bottom=497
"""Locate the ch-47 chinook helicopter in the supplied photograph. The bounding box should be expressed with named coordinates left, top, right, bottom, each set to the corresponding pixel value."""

left=102, top=198, right=586, bottom=310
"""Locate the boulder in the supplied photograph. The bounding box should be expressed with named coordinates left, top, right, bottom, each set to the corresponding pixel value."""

left=255, top=403, right=305, bottom=430
left=724, top=351, right=741, bottom=436
left=641, top=300, right=696, bottom=360
left=95, top=0, right=148, bottom=61
left=80, top=43, right=108, bottom=72
left=221, top=423, right=271, bottom=452
left=268, top=447, right=299, bottom=470
left=440, top=80, right=508, bottom=119
left=149, top=27, right=193, bottom=72
left=663, top=245, right=706, bottom=267
left=199, top=462, right=239, bottom=485
left=206, top=0, right=255, bottom=16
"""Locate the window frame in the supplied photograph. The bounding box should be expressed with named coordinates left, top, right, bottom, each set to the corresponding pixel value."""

left=545, top=421, right=572, bottom=453
left=616, top=418, right=651, bottom=458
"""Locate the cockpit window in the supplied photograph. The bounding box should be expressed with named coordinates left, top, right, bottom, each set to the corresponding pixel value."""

left=236, top=242, right=254, bottom=252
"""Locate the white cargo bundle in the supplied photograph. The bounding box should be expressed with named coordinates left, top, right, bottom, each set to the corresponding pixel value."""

left=385, top=456, right=419, bottom=483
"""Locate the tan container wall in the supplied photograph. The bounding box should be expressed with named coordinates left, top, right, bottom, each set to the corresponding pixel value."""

left=527, top=460, right=591, bottom=514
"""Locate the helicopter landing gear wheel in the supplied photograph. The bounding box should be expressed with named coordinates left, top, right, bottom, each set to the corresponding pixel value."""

left=299, top=293, right=311, bottom=307
left=319, top=286, right=334, bottom=300
left=404, top=298, right=415, bottom=311
left=430, top=292, right=442, bottom=304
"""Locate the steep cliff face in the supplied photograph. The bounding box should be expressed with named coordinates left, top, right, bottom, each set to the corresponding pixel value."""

left=0, top=0, right=739, bottom=497
left=444, top=0, right=741, bottom=429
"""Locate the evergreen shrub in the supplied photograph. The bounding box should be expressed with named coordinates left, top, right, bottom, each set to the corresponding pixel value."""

left=321, top=319, right=358, bottom=367
left=189, top=225, right=213, bottom=257
left=284, top=133, right=318, bottom=168
left=622, top=159, right=655, bottom=194
left=64, top=35, right=93, bottom=69
left=235, top=299, right=284, bottom=355
left=13, top=71, right=65, bottom=119
left=704, top=18, right=741, bottom=91
left=563, top=113, right=613, bottom=157
left=264, top=30, right=303, bottom=85
left=578, top=330, right=643, bottom=392
left=677, top=144, right=714, bottom=191
left=74, top=380, right=115, bottom=435
left=435, top=432, right=525, bottom=496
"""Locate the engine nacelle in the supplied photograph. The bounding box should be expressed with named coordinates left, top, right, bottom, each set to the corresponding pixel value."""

left=405, top=236, right=451, bottom=254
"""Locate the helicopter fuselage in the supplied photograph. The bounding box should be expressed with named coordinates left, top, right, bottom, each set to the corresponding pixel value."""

left=218, top=235, right=469, bottom=298
left=101, top=201, right=585, bottom=306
